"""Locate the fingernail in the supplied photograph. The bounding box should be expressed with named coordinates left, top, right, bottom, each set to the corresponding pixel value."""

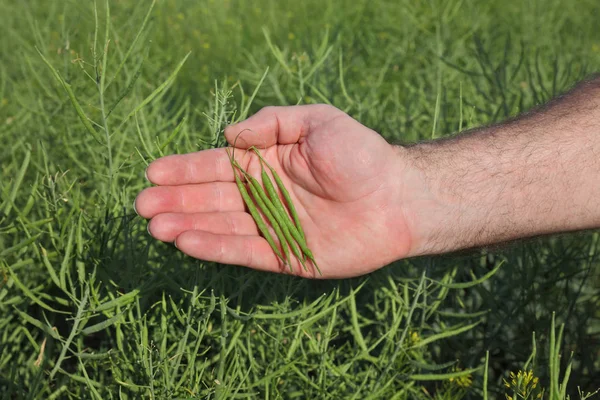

left=133, top=199, right=139, bottom=215
left=144, top=168, right=150, bottom=182
left=173, top=238, right=178, bottom=249
left=146, top=223, right=151, bottom=235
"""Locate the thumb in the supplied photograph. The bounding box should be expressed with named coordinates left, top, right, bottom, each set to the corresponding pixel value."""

left=224, top=104, right=342, bottom=149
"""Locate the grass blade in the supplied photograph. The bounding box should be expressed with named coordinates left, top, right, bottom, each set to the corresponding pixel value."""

left=81, top=312, right=125, bottom=335
left=36, top=48, right=103, bottom=144
left=440, top=260, right=505, bottom=289
left=94, top=289, right=140, bottom=312
left=239, top=67, right=269, bottom=120
left=6, top=263, right=69, bottom=314
left=40, top=246, right=61, bottom=289
left=158, top=116, right=187, bottom=153
left=410, top=321, right=482, bottom=349
left=120, top=51, right=191, bottom=127
left=409, top=367, right=480, bottom=381
left=2, top=147, right=30, bottom=216
left=0, top=234, right=41, bottom=258
left=50, top=285, right=90, bottom=379
left=13, top=308, right=60, bottom=340
left=106, top=0, right=156, bottom=89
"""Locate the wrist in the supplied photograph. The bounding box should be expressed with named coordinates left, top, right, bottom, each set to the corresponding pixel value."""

left=399, top=131, right=527, bottom=257
left=397, top=141, right=473, bottom=257
left=400, top=116, right=600, bottom=257
left=385, top=143, right=463, bottom=258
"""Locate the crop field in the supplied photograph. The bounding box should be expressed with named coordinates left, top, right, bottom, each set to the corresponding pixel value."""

left=1, top=0, right=599, bottom=398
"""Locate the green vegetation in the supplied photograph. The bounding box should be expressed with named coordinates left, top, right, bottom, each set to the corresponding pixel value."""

left=1, top=0, right=599, bottom=398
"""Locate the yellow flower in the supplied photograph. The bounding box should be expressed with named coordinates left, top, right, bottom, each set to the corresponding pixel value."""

left=407, top=331, right=421, bottom=346
left=456, top=375, right=472, bottom=388
left=203, top=43, right=211, bottom=49
left=504, top=369, right=543, bottom=399
left=288, top=32, right=296, bottom=40
left=448, top=367, right=472, bottom=388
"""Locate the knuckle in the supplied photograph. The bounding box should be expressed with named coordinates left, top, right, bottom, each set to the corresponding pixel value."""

left=215, top=151, right=225, bottom=181
left=225, top=213, right=237, bottom=235
left=260, top=105, right=277, bottom=114
left=215, top=235, right=226, bottom=263
left=212, top=183, right=222, bottom=211
left=244, top=239, right=254, bottom=267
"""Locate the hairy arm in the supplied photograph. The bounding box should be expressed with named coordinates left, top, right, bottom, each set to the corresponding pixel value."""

left=136, top=77, right=599, bottom=277
left=402, top=76, right=600, bottom=257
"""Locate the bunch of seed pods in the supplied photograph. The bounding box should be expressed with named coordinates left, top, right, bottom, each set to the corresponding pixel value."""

left=226, top=146, right=320, bottom=275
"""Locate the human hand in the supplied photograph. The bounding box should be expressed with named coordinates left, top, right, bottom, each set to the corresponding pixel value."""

left=134, top=105, right=415, bottom=278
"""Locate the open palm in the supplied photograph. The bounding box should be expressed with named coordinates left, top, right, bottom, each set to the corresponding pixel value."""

left=135, top=105, right=412, bottom=278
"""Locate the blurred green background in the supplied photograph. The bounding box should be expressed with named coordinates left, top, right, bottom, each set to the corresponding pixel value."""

left=1, top=0, right=599, bottom=398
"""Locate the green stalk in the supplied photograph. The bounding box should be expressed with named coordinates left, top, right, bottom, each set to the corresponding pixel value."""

left=97, top=0, right=114, bottom=201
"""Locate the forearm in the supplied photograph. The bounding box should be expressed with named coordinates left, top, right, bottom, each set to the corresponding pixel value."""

left=403, top=76, right=600, bottom=256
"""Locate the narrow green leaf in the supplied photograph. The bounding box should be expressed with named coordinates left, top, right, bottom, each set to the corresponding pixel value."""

left=441, top=260, right=505, bottom=289
left=14, top=308, right=60, bottom=339
left=2, top=148, right=30, bottom=216
left=57, top=368, right=102, bottom=388
left=410, top=321, right=482, bottom=349
left=409, top=367, right=480, bottom=381
left=78, top=357, right=103, bottom=400
left=121, top=52, right=191, bottom=126
left=408, top=359, right=458, bottom=372
left=559, top=352, right=574, bottom=400
left=81, top=312, right=124, bottom=335
left=158, top=116, right=187, bottom=153
left=7, top=264, right=69, bottom=314
left=40, top=245, right=61, bottom=289
left=59, top=225, right=75, bottom=292
left=47, top=385, right=68, bottom=400
left=239, top=67, right=269, bottom=120
left=72, top=350, right=113, bottom=359
left=50, top=285, right=89, bottom=379
left=483, top=351, right=489, bottom=400
left=107, top=0, right=156, bottom=89
left=36, top=48, right=103, bottom=143
left=94, top=289, right=140, bottom=312
left=106, top=55, right=145, bottom=118
left=0, top=234, right=41, bottom=258
left=349, top=289, right=367, bottom=352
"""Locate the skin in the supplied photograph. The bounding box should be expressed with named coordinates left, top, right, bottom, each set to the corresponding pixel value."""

left=134, top=76, right=600, bottom=279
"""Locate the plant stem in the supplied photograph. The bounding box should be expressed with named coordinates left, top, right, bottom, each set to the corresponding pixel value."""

left=97, top=0, right=114, bottom=202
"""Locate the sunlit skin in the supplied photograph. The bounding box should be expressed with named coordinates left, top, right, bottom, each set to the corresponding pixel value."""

left=135, top=105, right=413, bottom=278
left=135, top=77, right=600, bottom=278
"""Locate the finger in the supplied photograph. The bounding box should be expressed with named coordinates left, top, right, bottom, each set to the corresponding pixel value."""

left=147, top=211, right=259, bottom=242
left=145, top=148, right=251, bottom=186
left=224, top=104, right=343, bottom=148
left=174, top=230, right=285, bottom=274
left=134, top=183, right=245, bottom=219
